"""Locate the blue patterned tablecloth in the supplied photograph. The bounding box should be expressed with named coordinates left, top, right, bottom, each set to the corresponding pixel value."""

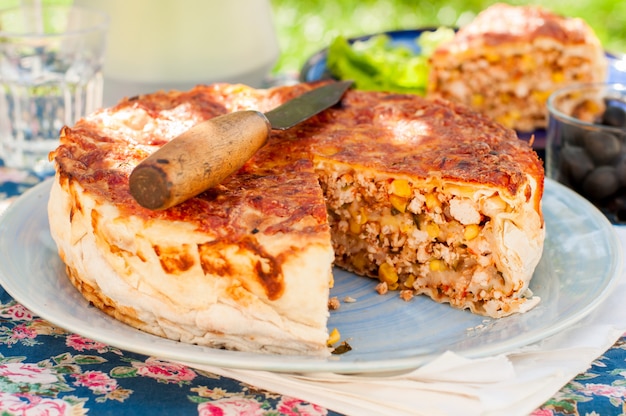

left=1, top=166, right=626, bottom=415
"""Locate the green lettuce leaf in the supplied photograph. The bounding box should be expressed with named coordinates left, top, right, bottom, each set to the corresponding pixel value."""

left=326, top=27, right=454, bottom=95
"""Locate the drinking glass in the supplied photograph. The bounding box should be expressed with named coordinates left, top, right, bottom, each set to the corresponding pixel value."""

left=0, top=5, right=109, bottom=175
left=546, top=83, right=626, bottom=223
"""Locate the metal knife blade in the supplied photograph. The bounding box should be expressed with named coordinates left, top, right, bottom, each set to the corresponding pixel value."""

left=129, top=80, right=353, bottom=210
left=264, top=80, right=353, bottom=129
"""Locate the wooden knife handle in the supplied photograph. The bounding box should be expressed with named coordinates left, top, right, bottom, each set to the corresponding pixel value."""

left=129, top=110, right=271, bottom=210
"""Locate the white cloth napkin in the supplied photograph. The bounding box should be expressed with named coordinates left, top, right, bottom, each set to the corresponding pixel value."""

left=182, top=227, right=626, bottom=416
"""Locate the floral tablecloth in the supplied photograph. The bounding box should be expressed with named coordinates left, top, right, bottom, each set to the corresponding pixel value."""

left=1, top=166, right=626, bottom=416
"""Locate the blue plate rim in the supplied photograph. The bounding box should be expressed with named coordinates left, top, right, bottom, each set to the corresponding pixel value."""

left=0, top=178, right=621, bottom=374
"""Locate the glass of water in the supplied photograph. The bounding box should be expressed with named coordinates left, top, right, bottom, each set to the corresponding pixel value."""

left=0, top=5, right=108, bottom=175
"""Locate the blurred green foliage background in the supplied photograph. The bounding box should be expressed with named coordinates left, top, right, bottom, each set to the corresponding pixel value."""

left=269, top=0, right=626, bottom=75
left=2, top=0, right=624, bottom=78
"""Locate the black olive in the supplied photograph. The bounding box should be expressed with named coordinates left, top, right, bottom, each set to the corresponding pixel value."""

left=602, top=105, right=626, bottom=128
left=617, top=156, right=626, bottom=185
left=582, top=166, right=620, bottom=200
left=560, top=145, right=594, bottom=182
left=560, top=122, right=586, bottom=147
left=582, top=130, right=621, bottom=164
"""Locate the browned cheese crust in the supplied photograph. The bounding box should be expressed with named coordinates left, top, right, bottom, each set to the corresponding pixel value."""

left=428, top=3, right=607, bottom=131
left=49, top=82, right=545, bottom=355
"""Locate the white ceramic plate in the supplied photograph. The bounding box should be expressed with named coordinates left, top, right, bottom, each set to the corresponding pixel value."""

left=0, top=179, right=621, bottom=373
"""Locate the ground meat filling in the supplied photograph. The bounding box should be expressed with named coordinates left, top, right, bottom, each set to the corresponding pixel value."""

left=318, top=168, right=511, bottom=314
left=427, top=4, right=607, bottom=132
left=430, top=48, right=597, bottom=131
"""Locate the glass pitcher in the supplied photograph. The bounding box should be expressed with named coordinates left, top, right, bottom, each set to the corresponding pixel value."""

left=75, top=0, right=279, bottom=106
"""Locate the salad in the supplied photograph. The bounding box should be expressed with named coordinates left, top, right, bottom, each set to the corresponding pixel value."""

left=326, top=27, right=455, bottom=95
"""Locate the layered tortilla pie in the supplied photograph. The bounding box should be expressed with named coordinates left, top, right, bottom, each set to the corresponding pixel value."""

left=48, top=82, right=545, bottom=356
left=427, top=3, right=607, bottom=132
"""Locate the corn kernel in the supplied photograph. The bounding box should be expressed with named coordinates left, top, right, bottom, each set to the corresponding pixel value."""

left=425, top=193, right=440, bottom=211
left=388, top=282, right=399, bottom=291
left=531, top=90, right=552, bottom=104
left=496, top=115, right=512, bottom=128
left=357, top=207, right=368, bottom=224
left=429, top=259, right=447, bottom=272
left=496, top=110, right=521, bottom=128
left=551, top=72, right=564, bottom=83
left=349, top=206, right=367, bottom=233
left=425, top=222, right=440, bottom=239
left=584, top=100, right=603, bottom=115
left=464, top=224, right=480, bottom=240
left=485, top=52, right=499, bottom=63
left=378, top=262, right=399, bottom=285
left=351, top=253, right=367, bottom=271
left=521, top=55, right=535, bottom=70
left=349, top=218, right=362, bottom=234
left=348, top=201, right=367, bottom=224
left=400, top=222, right=412, bottom=233
left=403, top=274, right=416, bottom=289
left=390, top=194, right=408, bottom=213
left=327, top=327, right=340, bottom=346
left=471, top=94, right=484, bottom=107
left=390, top=179, right=412, bottom=198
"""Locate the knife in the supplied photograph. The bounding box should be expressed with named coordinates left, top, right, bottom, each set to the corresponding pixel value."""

left=129, top=80, right=353, bottom=210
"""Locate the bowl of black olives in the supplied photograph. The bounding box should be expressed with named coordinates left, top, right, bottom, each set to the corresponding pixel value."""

left=546, top=83, right=626, bottom=223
